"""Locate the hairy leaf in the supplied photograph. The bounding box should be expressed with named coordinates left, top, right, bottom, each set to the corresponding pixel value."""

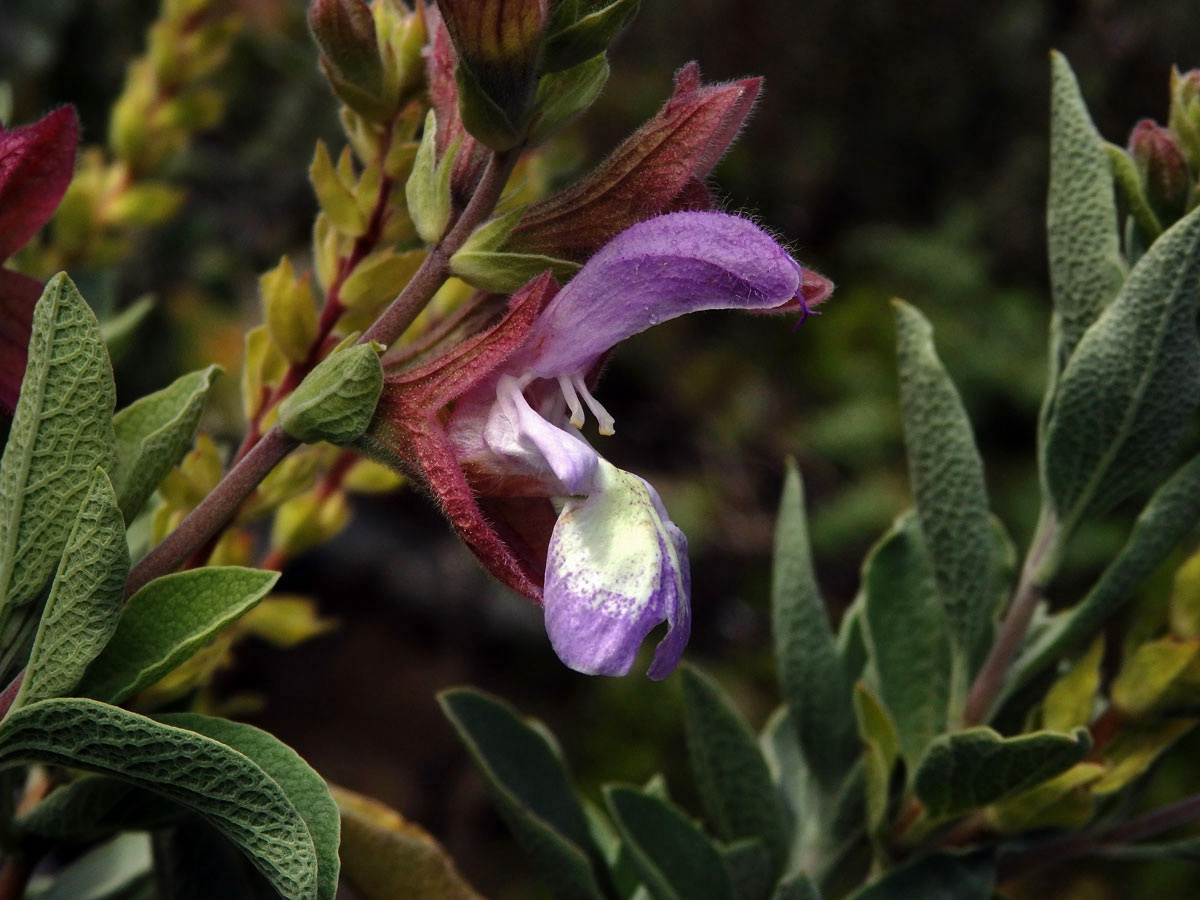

left=439, top=688, right=607, bottom=900
left=604, top=785, right=735, bottom=900
left=111, top=366, right=220, bottom=520
left=681, top=665, right=789, bottom=868
left=771, top=460, right=856, bottom=785
left=15, top=468, right=129, bottom=709
left=0, top=274, right=116, bottom=665
left=77, top=567, right=278, bottom=704
left=0, top=698, right=318, bottom=900
left=1043, top=206, right=1200, bottom=535
left=914, top=727, right=1091, bottom=818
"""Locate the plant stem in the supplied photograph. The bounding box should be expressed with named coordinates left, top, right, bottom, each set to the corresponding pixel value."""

left=123, top=427, right=298, bottom=598
left=964, top=510, right=1060, bottom=725
left=998, top=792, right=1200, bottom=881
left=362, top=150, right=516, bottom=348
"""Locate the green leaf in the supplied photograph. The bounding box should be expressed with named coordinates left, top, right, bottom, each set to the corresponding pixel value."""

left=604, top=784, right=735, bottom=900
left=0, top=698, right=318, bottom=900
left=111, top=365, right=220, bottom=521
left=913, top=726, right=1091, bottom=819
left=158, top=713, right=340, bottom=900
left=449, top=249, right=582, bottom=293
left=542, top=0, right=638, bottom=72
left=0, top=273, right=117, bottom=670
left=332, top=785, right=484, bottom=900
left=15, top=468, right=129, bottom=709
left=278, top=344, right=383, bottom=446
left=15, top=776, right=181, bottom=842
left=860, top=512, right=951, bottom=766
left=33, top=832, right=153, bottom=900
left=1107, top=143, right=1163, bottom=243
left=758, top=708, right=807, bottom=845
left=1042, top=205, right=1200, bottom=537
left=76, top=567, right=278, bottom=704
left=772, top=873, right=820, bottom=900
left=100, top=295, right=155, bottom=363
left=850, top=852, right=994, bottom=900
left=681, top=664, right=790, bottom=868
left=718, top=838, right=774, bottom=900
left=985, top=762, right=1103, bottom=832
left=853, top=684, right=900, bottom=838
left=892, top=300, right=996, bottom=684
left=1041, top=636, right=1103, bottom=732
left=530, top=54, right=611, bottom=143
left=1013, top=453, right=1200, bottom=692
left=438, top=688, right=607, bottom=900
left=1045, top=51, right=1126, bottom=377
left=770, top=460, right=856, bottom=785
left=406, top=111, right=459, bottom=243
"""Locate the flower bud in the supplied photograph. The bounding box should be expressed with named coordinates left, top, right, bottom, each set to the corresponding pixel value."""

left=1129, top=118, right=1190, bottom=224
left=1169, top=67, right=1200, bottom=171
left=308, top=0, right=389, bottom=120
left=279, top=343, right=384, bottom=445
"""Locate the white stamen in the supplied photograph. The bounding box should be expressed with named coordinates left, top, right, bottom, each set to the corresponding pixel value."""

left=558, top=375, right=586, bottom=429
left=572, top=373, right=616, bottom=435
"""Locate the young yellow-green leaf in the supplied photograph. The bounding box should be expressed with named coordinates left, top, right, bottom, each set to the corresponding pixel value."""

left=0, top=698, right=318, bottom=900
left=0, top=274, right=117, bottom=659
left=530, top=54, right=611, bottom=143
left=849, top=852, right=994, bottom=900
left=1042, top=205, right=1200, bottom=537
left=158, top=714, right=340, bottom=900
left=860, top=512, right=951, bottom=767
left=892, top=301, right=996, bottom=682
left=984, top=762, right=1103, bottom=832
left=1171, top=549, right=1200, bottom=639
left=278, top=344, right=383, bottom=446
left=1091, top=719, right=1196, bottom=795
left=339, top=249, right=425, bottom=312
left=1110, top=638, right=1200, bottom=719
left=76, top=567, right=278, bottom=704
left=311, top=140, right=367, bottom=237
left=15, top=776, right=182, bottom=843
left=438, top=688, right=607, bottom=900
left=111, top=366, right=220, bottom=521
left=407, top=112, right=458, bottom=244
left=1045, top=51, right=1126, bottom=376
left=15, top=468, right=129, bottom=709
left=680, top=665, right=789, bottom=869
left=1041, top=636, right=1103, bottom=732
left=770, top=461, right=857, bottom=786
left=913, top=726, right=1091, bottom=819
left=260, top=257, right=318, bottom=365
left=854, top=684, right=900, bottom=837
left=332, top=785, right=484, bottom=900
left=449, top=249, right=581, bottom=293
left=460, top=205, right=528, bottom=255
left=1013, top=453, right=1200, bottom=692
left=542, top=0, right=637, bottom=73
left=1107, top=143, right=1163, bottom=243
left=604, top=784, right=735, bottom=900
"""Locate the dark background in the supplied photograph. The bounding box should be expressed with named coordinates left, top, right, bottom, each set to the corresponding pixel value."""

left=6, top=1, right=1200, bottom=896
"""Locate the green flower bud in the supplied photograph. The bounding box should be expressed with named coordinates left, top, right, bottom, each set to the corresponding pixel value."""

left=279, top=344, right=384, bottom=445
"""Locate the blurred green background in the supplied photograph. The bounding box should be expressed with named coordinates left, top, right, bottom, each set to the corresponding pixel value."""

left=6, top=1, right=1200, bottom=896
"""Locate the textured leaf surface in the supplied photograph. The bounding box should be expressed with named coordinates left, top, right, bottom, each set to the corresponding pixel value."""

left=277, top=345, right=382, bottom=446
left=0, top=698, right=318, bottom=900
left=16, top=468, right=129, bottom=708
left=1014, top=453, right=1200, bottom=690
left=159, top=713, right=340, bottom=900
left=605, top=785, right=735, bottom=900
left=1043, top=206, right=1200, bottom=534
left=439, top=688, right=606, bottom=900
left=16, top=776, right=181, bottom=842
left=892, top=301, right=995, bottom=677
left=861, top=513, right=950, bottom=766
left=1045, top=50, right=1126, bottom=374
left=77, top=567, right=278, bottom=704
left=850, top=852, right=994, bottom=900
left=681, top=665, right=789, bottom=868
left=111, top=366, right=219, bottom=520
left=770, top=461, right=856, bottom=785
left=914, top=727, right=1091, bottom=818
left=0, top=274, right=116, bottom=644
left=333, top=785, right=484, bottom=900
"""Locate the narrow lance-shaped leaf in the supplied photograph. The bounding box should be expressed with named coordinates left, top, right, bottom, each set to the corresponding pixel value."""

left=770, top=460, right=856, bottom=785
left=854, top=684, right=900, bottom=839
left=1013, top=453, right=1200, bottom=696
left=0, top=274, right=117, bottom=668
left=1042, top=205, right=1200, bottom=537
left=892, top=300, right=996, bottom=685
left=15, top=468, right=129, bottom=709
left=680, top=665, right=790, bottom=869
left=111, top=365, right=220, bottom=521
left=438, top=688, right=608, bottom=900
left=604, top=784, right=735, bottom=900
left=76, top=567, right=278, bottom=704
left=158, top=713, right=340, bottom=900
left=0, top=698, right=319, bottom=900
left=913, top=726, right=1091, bottom=819
left=860, top=512, right=951, bottom=767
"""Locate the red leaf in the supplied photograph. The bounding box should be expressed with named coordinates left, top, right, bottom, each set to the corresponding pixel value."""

left=0, top=107, right=79, bottom=261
